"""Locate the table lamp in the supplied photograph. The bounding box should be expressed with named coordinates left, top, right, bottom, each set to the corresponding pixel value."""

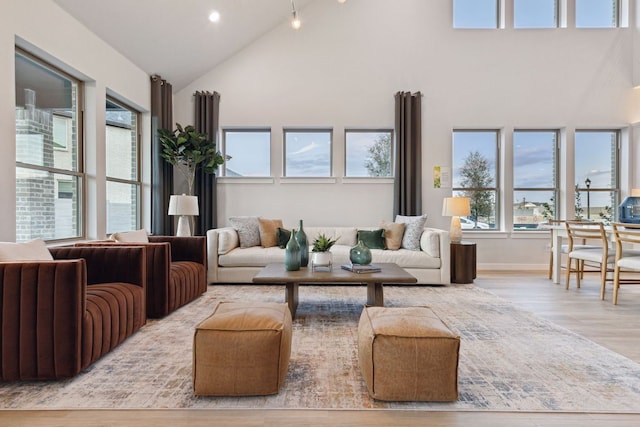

left=168, top=194, right=199, bottom=236
left=442, top=197, right=471, bottom=243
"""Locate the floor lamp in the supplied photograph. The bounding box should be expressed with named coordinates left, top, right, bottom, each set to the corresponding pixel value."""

left=168, top=194, right=199, bottom=237
left=442, top=197, right=471, bottom=243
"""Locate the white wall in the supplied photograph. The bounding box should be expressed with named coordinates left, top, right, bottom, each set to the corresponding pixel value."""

left=0, top=0, right=151, bottom=242
left=173, top=0, right=640, bottom=270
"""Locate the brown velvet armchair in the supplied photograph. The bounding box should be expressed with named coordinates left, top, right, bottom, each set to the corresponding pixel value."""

left=0, top=246, right=146, bottom=381
left=78, top=236, right=207, bottom=318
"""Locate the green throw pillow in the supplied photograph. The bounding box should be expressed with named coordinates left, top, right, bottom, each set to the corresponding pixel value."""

left=277, top=227, right=292, bottom=249
left=357, top=229, right=386, bottom=250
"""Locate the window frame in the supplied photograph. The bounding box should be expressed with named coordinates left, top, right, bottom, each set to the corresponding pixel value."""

left=453, top=0, right=500, bottom=29
left=512, top=129, right=560, bottom=230
left=575, top=0, right=619, bottom=28
left=452, top=129, right=501, bottom=231
left=15, top=48, right=85, bottom=243
left=283, top=128, right=333, bottom=177
left=221, top=127, right=272, bottom=177
left=344, top=128, right=394, bottom=178
left=105, top=96, right=141, bottom=234
left=574, top=129, right=620, bottom=222
left=513, top=0, right=559, bottom=29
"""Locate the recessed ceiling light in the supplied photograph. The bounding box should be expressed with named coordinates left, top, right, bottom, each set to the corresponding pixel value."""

left=338, top=0, right=347, bottom=3
left=209, top=11, right=220, bottom=23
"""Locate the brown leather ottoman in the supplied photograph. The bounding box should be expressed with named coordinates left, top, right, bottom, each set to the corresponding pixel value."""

left=193, top=301, right=292, bottom=396
left=358, top=306, right=460, bottom=401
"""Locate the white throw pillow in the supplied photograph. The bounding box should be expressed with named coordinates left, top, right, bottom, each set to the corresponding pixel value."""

left=420, top=230, right=440, bottom=258
left=110, top=229, right=149, bottom=243
left=0, top=238, right=53, bottom=262
left=395, top=214, right=428, bottom=251
left=229, top=216, right=261, bottom=248
left=218, top=228, right=240, bottom=254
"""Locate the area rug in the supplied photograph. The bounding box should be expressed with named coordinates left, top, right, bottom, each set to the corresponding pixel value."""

left=1, top=284, right=640, bottom=412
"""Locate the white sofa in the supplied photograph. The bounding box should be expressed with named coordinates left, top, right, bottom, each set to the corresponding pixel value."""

left=206, top=226, right=451, bottom=285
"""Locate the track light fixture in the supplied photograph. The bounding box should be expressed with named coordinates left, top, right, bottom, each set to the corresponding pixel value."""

left=291, top=0, right=301, bottom=30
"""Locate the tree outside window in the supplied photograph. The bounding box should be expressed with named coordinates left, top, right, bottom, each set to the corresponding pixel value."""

left=452, top=130, right=498, bottom=230
left=345, top=130, right=393, bottom=177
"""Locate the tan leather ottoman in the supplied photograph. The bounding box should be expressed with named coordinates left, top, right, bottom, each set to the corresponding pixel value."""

left=358, top=306, right=460, bottom=401
left=193, top=301, right=292, bottom=396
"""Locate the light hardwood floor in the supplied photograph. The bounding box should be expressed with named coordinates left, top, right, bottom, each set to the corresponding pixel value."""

left=1, top=271, right=639, bottom=427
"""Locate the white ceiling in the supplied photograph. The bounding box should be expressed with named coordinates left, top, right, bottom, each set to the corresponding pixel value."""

left=53, top=0, right=315, bottom=91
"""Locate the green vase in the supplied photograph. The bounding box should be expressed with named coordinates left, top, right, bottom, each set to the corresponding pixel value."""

left=350, top=239, right=372, bottom=265
left=296, top=220, right=309, bottom=267
left=285, top=228, right=301, bottom=271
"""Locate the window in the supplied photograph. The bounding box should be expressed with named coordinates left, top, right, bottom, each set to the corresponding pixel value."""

left=284, top=129, right=332, bottom=177
left=223, top=129, right=271, bottom=177
left=345, top=130, right=393, bottom=177
left=105, top=98, right=140, bottom=234
left=453, top=0, right=499, bottom=29
left=15, top=50, right=83, bottom=242
left=574, top=130, right=619, bottom=223
left=576, top=0, right=618, bottom=28
left=452, top=130, right=499, bottom=230
left=513, top=130, right=559, bottom=229
left=514, top=0, right=558, bottom=28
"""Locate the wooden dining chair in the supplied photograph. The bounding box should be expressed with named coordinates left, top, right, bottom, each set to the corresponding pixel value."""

left=611, top=223, right=640, bottom=304
left=564, top=221, right=613, bottom=294
left=548, top=219, right=598, bottom=280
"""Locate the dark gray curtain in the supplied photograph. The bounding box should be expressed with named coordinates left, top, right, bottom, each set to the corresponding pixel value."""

left=194, top=91, right=221, bottom=236
left=394, top=91, right=422, bottom=217
left=150, top=75, right=173, bottom=236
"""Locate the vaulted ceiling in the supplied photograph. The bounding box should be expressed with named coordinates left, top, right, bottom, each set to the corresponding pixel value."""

left=53, top=0, right=315, bottom=91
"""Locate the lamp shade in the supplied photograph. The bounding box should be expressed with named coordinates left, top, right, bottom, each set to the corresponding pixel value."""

left=168, top=195, right=199, bottom=216
left=442, top=197, right=471, bottom=217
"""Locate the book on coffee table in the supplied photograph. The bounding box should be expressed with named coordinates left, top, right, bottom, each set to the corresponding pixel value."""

left=341, top=264, right=382, bottom=274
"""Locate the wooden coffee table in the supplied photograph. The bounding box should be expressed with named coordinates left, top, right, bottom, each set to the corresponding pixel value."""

left=252, top=263, right=417, bottom=317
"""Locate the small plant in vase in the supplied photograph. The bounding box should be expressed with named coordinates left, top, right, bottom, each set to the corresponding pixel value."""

left=311, top=233, right=338, bottom=271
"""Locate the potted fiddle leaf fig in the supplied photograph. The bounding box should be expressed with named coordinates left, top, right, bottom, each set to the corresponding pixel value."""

left=158, top=123, right=225, bottom=195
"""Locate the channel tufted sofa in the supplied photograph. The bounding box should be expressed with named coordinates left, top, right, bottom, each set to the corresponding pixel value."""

left=77, top=235, right=207, bottom=318
left=0, top=245, right=146, bottom=381
left=207, top=224, right=450, bottom=285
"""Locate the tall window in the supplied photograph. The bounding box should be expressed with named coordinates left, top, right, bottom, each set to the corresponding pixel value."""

left=223, top=129, right=271, bottom=177
left=106, top=98, right=140, bottom=234
left=576, top=0, right=618, bottom=28
left=453, top=0, right=499, bottom=29
left=574, top=130, right=619, bottom=223
left=513, top=130, right=558, bottom=229
left=15, top=50, right=83, bottom=242
left=284, top=129, right=332, bottom=177
left=514, top=0, right=558, bottom=28
left=452, top=130, right=499, bottom=230
left=345, top=130, right=393, bottom=177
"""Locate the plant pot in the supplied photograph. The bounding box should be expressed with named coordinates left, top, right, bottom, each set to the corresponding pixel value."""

left=311, top=251, right=332, bottom=272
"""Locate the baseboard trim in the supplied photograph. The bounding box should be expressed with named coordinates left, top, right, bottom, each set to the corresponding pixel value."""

left=478, top=263, right=547, bottom=271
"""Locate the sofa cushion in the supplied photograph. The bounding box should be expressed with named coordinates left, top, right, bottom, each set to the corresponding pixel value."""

left=219, top=246, right=291, bottom=267
left=258, top=218, right=283, bottom=248
left=218, top=228, right=239, bottom=254
left=110, top=229, right=149, bottom=243
left=395, top=215, right=428, bottom=251
left=0, top=238, right=53, bottom=262
left=357, top=229, right=386, bottom=250
left=379, top=221, right=405, bottom=251
left=305, top=227, right=358, bottom=247
left=420, top=230, right=440, bottom=258
left=229, top=216, right=261, bottom=248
